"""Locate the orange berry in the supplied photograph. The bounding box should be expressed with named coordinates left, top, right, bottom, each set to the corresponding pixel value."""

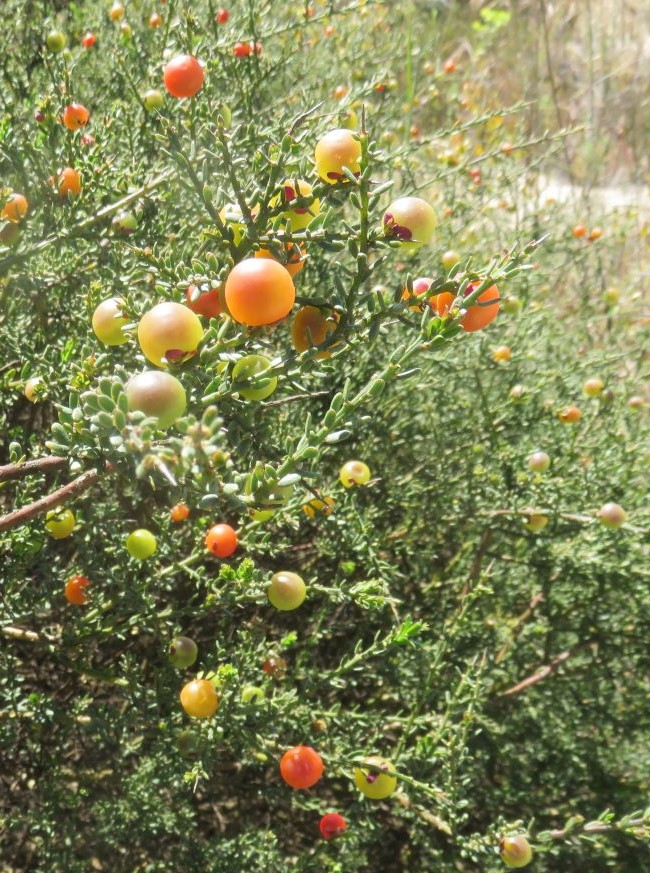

left=65, top=574, right=90, bottom=605
left=1, top=193, right=28, bottom=223
left=170, top=502, right=190, bottom=523
left=62, top=103, right=90, bottom=130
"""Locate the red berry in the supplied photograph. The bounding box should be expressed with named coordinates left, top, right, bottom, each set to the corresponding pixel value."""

left=82, top=32, right=96, bottom=48
left=319, top=812, right=347, bottom=840
left=233, top=41, right=251, bottom=57
left=216, top=8, right=229, bottom=23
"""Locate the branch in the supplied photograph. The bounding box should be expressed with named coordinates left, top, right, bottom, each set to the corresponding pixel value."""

left=0, top=455, right=67, bottom=482
left=0, top=464, right=110, bottom=534
left=500, top=642, right=593, bottom=698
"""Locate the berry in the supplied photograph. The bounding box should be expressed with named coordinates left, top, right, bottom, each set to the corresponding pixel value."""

left=231, top=354, right=277, bottom=401
left=353, top=756, right=397, bottom=799
left=125, top=529, right=157, bottom=560
left=45, top=508, right=75, bottom=539
left=184, top=284, right=224, bottom=318
left=170, top=502, right=190, bottom=523
left=216, top=9, right=230, bottom=24
left=125, top=371, right=187, bottom=429
left=65, top=574, right=89, bottom=605
left=527, top=452, right=550, bottom=473
left=180, top=678, right=219, bottom=718
left=46, top=30, right=67, bottom=53
left=500, top=835, right=533, bottom=868
left=205, top=523, right=238, bottom=558
left=558, top=405, right=582, bottom=424
left=524, top=512, right=548, bottom=533
left=270, top=180, right=320, bottom=231
left=268, top=571, right=307, bottom=611
left=63, top=103, right=90, bottom=130
left=292, top=306, right=338, bottom=357
left=92, top=297, right=129, bottom=346
left=583, top=378, right=604, bottom=398
left=279, top=745, right=324, bottom=789
left=137, top=301, right=204, bottom=367
left=169, top=636, right=198, bottom=668
left=597, top=502, right=627, bottom=529
left=142, top=89, right=164, bottom=112
left=339, top=460, right=371, bottom=488
left=225, top=259, right=295, bottom=327
left=1, top=194, right=28, bottom=223
left=163, top=55, right=204, bottom=99
left=315, top=129, right=362, bottom=183
left=383, top=196, right=437, bottom=250
left=82, top=32, right=96, bottom=48
left=319, top=812, right=347, bottom=840
left=56, top=167, right=82, bottom=197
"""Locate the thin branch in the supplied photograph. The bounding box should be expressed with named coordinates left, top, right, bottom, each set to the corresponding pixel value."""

left=0, top=464, right=110, bottom=534
left=0, top=455, right=67, bottom=483
left=500, top=642, right=593, bottom=698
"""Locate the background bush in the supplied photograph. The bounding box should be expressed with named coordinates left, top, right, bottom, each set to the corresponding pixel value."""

left=1, top=1, right=648, bottom=871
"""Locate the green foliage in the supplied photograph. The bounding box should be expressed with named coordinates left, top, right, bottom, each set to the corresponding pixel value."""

left=0, top=1, right=649, bottom=872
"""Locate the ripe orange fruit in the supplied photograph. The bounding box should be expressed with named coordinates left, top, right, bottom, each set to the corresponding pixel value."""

left=1, top=193, right=28, bottom=223
left=572, top=224, right=586, bottom=238
left=56, top=167, right=82, bottom=197
left=279, top=745, right=324, bottom=789
left=65, top=574, right=89, bottom=605
left=254, top=243, right=306, bottom=278
left=558, top=405, right=582, bottom=424
left=444, top=58, right=457, bottom=73
left=180, top=679, right=219, bottom=718
left=185, top=284, right=224, bottom=319
left=588, top=226, right=603, bottom=241
left=225, top=259, right=295, bottom=326
left=170, top=502, right=190, bottom=523
left=401, top=276, right=433, bottom=310
left=149, top=12, right=163, bottom=27
left=432, top=284, right=500, bottom=332
left=163, top=54, right=204, bottom=99
left=63, top=103, right=90, bottom=130
left=205, top=523, right=238, bottom=558
left=291, top=306, right=338, bottom=357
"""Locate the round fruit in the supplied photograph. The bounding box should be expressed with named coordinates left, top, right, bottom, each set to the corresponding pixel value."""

left=524, top=512, right=548, bottom=533
left=319, top=812, right=347, bottom=840
left=125, top=371, right=187, bottom=429
left=205, top=523, right=238, bottom=558
left=125, top=529, right=157, bottom=560
left=628, top=395, right=645, bottom=410
left=492, top=345, right=511, bottom=363
left=440, top=249, right=460, bottom=272
left=149, top=12, right=163, bottom=27
left=558, top=405, right=582, bottom=424
left=401, top=276, right=433, bottom=310
left=383, top=196, right=437, bottom=249
left=583, top=378, right=604, bottom=397
left=262, top=655, right=287, bottom=677
left=291, top=305, right=338, bottom=356
left=169, top=636, right=198, bottom=668
left=112, top=211, right=137, bottom=235
left=572, top=224, right=586, bottom=238
left=433, top=284, right=500, bottom=332
left=340, top=460, right=371, bottom=488
left=142, top=89, right=164, bottom=112
left=314, top=128, right=362, bottom=183
left=185, top=284, right=224, bottom=318
left=225, top=259, right=295, bottom=326
left=180, top=678, right=219, bottom=718
left=254, top=243, right=305, bottom=278
left=268, top=571, right=306, bottom=611
left=1, top=193, right=28, bottom=223
left=82, top=32, right=96, bottom=48
left=279, top=745, right=324, bottom=789
left=24, top=377, right=43, bottom=402
left=109, top=1, right=125, bottom=21
left=527, top=451, right=550, bottom=473
left=170, top=502, right=190, bottom=523
left=92, top=297, right=129, bottom=346
left=500, top=835, right=533, bottom=869
left=597, top=502, right=627, bottom=529
left=302, top=495, right=335, bottom=518
left=353, top=756, right=397, bottom=799
left=57, top=167, right=82, bottom=197
left=46, top=30, right=67, bottom=52
left=588, top=226, right=603, bottom=241
left=216, top=8, right=230, bottom=24
left=271, top=180, right=320, bottom=231
left=241, top=685, right=265, bottom=703
left=45, top=508, right=75, bottom=539
left=137, top=301, right=204, bottom=367
left=163, top=54, right=204, bottom=99
left=65, top=574, right=89, bottom=605
left=232, top=354, right=277, bottom=401
left=63, top=103, right=90, bottom=131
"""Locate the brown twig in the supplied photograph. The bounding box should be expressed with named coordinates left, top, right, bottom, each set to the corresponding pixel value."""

left=0, top=464, right=110, bottom=534
left=0, top=456, right=67, bottom=483
left=500, top=642, right=594, bottom=698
